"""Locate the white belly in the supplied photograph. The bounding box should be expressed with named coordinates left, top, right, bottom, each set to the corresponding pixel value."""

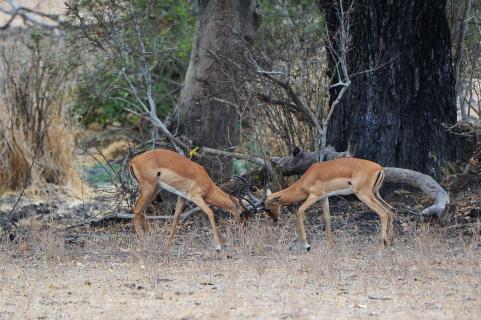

left=158, top=180, right=192, bottom=201
left=327, top=187, right=353, bottom=197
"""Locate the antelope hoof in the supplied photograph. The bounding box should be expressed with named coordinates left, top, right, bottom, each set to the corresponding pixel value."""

left=304, top=243, right=311, bottom=252
left=382, top=238, right=392, bottom=247
left=215, top=244, right=222, bottom=252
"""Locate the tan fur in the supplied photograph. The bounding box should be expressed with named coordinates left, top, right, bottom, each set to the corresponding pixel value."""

left=264, top=158, right=394, bottom=248
left=129, top=149, right=243, bottom=250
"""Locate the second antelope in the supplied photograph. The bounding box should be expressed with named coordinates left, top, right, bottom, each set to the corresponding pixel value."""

left=129, top=148, right=259, bottom=251
left=264, top=157, right=394, bottom=251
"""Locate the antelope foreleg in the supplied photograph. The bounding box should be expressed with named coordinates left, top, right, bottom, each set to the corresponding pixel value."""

left=167, top=197, right=186, bottom=250
left=296, top=194, right=322, bottom=251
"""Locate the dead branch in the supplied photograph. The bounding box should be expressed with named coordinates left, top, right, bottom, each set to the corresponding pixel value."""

left=270, top=146, right=351, bottom=175
left=454, top=0, right=474, bottom=120
left=0, top=0, right=59, bottom=30
left=319, top=0, right=352, bottom=161
left=383, top=167, right=450, bottom=219
left=260, top=72, right=322, bottom=130
left=200, top=147, right=265, bottom=166
left=256, top=93, right=307, bottom=122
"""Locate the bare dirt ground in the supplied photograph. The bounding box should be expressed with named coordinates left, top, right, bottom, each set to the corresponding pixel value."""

left=1, top=209, right=480, bottom=320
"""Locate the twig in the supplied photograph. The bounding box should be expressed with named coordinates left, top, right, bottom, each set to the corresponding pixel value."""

left=445, top=222, right=481, bottom=230
left=0, top=0, right=59, bottom=30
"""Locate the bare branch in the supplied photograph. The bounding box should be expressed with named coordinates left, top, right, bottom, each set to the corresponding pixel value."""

left=454, top=0, right=474, bottom=121
left=260, top=70, right=322, bottom=130
left=0, top=0, right=60, bottom=30
left=201, top=147, right=265, bottom=166
left=318, top=0, right=352, bottom=161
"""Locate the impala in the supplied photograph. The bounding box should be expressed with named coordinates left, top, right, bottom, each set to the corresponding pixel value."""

left=129, top=148, right=259, bottom=251
left=264, top=157, right=394, bottom=250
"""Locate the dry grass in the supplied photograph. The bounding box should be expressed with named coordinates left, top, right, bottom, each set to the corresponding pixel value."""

left=1, top=212, right=480, bottom=319
left=0, top=34, right=81, bottom=197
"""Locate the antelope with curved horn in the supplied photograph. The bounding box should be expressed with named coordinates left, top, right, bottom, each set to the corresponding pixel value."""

left=264, top=157, right=394, bottom=251
left=129, top=149, right=261, bottom=251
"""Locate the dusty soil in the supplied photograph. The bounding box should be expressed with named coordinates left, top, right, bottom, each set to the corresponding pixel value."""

left=1, top=212, right=480, bottom=320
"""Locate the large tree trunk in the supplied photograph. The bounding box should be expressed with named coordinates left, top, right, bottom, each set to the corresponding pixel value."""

left=177, top=0, right=261, bottom=179
left=319, top=0, right=457, bottom=179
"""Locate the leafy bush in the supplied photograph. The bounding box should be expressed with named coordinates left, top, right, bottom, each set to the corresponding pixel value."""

left=68, top=0, right=195, bottom=127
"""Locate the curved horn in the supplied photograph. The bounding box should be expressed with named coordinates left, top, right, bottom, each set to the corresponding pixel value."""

left=233, top=175, right=248, bottom=184
left=233, top=176, right=249, bottom=196
left=224, top=176, right=247, bottom=196
left=244, top=190, right=265, bottom=213
left=227, top=176, right=265, bottom=214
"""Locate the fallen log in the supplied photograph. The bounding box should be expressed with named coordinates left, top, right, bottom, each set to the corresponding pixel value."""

left=271, top=146, right=351, bottom=176
left=383, top=167, right=450, bottom=218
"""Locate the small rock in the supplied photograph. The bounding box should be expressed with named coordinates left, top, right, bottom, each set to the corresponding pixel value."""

left=351, top=304, right=367, bottom=309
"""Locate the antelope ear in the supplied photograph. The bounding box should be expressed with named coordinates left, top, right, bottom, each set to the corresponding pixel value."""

left=266, top=188, right=272, bottom=196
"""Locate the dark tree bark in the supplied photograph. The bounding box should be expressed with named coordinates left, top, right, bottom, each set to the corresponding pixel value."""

left=319, top=0, right=457, bottom=179
left=177, top=0, right=261, bottom=179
